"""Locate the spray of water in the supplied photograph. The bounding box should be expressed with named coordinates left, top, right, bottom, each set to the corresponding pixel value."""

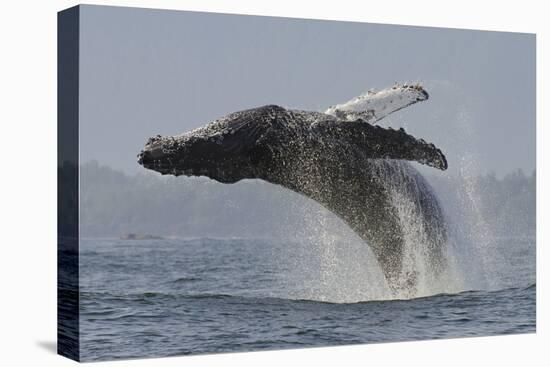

left=446, top=109, right=509, bottom=290
left=373, top=161, right=466, bottom=299
left=274, top=191, right=390, bottom=303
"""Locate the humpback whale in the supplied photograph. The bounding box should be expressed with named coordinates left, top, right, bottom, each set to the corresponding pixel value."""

left=137, top=84, right=448, bottom=293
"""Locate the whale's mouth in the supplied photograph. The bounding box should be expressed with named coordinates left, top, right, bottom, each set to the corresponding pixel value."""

left=137, top=132, right=261, bottom=182
left=137, top=147, right=218, bottom=177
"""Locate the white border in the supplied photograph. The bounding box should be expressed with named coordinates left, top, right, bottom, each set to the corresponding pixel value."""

left=0, top=1, right=546, bottom=366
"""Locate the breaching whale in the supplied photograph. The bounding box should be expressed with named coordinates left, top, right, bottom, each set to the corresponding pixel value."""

left=137, top=84, right=448, bottom=293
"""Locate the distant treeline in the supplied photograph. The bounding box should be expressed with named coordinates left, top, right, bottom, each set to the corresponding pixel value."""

left=79, top=161, right=301, bottom=238
left=76, top=161, right=535, bottom=238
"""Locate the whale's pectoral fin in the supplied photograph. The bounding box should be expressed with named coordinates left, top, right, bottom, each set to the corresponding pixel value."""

left=320, top=120, right=448, bottom=170
left=325, top=83, right=429, bottom=124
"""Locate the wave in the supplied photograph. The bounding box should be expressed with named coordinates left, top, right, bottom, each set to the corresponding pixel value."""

left=170, top=277, right=201, bottom=283
left=80, top=283, right=535, bottom=307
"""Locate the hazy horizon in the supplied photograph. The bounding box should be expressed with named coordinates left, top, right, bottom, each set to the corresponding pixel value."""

left=79, top=5, right=535, bottom=177
left=76, top=159, right=535, bottom=239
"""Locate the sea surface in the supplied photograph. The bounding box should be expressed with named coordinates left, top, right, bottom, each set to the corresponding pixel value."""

left=79, top=236, right=535, bottom=361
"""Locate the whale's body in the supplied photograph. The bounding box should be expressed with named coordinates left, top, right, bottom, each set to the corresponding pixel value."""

left=138, top=84, right=448, bottom=293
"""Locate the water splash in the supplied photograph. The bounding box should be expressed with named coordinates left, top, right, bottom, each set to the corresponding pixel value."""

left=277, top=194, right=391, bottom=303
left=374, top=161, right=466, bottom=299
left=274, top=82, right=508, bottom=303
left=442, top=108, right=509, bottom=291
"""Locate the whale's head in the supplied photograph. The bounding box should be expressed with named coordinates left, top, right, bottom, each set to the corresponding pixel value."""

left=138, top=100, right=448, bottom=183
left=137, top=108, right=277, bottom=183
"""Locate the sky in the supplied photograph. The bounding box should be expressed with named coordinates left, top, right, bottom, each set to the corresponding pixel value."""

left=79, top=5, right=535, bottom=177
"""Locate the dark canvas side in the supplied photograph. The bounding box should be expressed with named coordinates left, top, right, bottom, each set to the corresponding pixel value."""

left=57, top=5, right=80, bottom=362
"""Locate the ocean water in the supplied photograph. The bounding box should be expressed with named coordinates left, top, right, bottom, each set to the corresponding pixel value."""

left=79, top=236, right=535, bottom=361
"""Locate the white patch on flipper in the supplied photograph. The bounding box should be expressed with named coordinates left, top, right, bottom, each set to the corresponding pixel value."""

left=325, top=83, right=429, bottom=123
